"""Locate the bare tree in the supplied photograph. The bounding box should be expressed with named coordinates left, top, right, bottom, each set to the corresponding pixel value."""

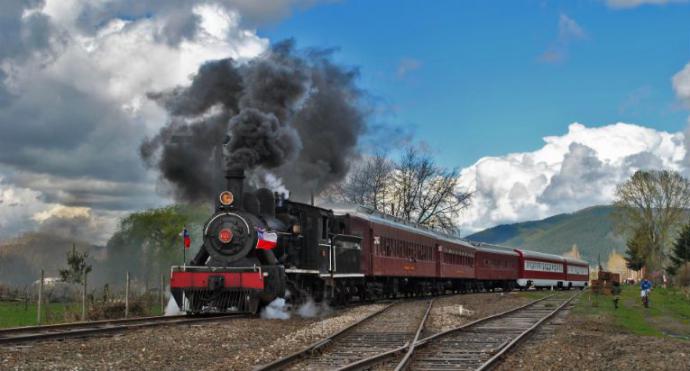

left=614, top=170, right=690, bottom=271
left=333, top=146, right=472, bottom=233
left=336, top=153, right=393, bottom=210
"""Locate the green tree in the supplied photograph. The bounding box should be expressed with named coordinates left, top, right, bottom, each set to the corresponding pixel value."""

left=669, top=222, right=690, bottom=284
left=614, top=170, right=690, bottom=270
left=625, top=227, right=647, bottom=272
left=103, top=204, right=209, bottom=283
left=59, top=244, right=92, bottom=284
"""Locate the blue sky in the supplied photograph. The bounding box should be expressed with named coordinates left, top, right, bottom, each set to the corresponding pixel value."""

left=3, top=0, right=690, bottom=239
left=260, top=0, right=690, bottom=168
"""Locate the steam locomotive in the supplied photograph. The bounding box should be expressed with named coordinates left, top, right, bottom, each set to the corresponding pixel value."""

left=170, top=169, right=589, bottom=314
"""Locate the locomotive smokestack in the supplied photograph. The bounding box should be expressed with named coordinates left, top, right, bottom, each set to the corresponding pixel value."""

left=225, top=168, right=245, bottom=209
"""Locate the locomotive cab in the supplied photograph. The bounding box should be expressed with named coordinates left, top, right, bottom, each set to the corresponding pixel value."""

left=271, top=201, right=363, bottom=303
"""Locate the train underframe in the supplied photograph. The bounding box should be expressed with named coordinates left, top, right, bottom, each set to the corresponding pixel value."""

left=172, top=267, right=524, bottom=314
left=284, top=273, right=518, bottom=307
left=171, top=266, right=586, bottom=312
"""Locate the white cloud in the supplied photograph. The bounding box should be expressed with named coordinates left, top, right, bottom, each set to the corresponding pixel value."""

left=605, top=0, right=689, bottom=9
left=539, top=14, right=587, bottom=63
left=32, top=205, right=90, bottom=222
left=0, top=179, right=45, bottom=237
left=458, top=122, right=686, bottom=233
left=673, top=62, right=690, bottom=109
left=0, top=1, right=270, bottom=242
left=673, top=60, right=690, bottom=167
left=558, top=14, right=586, bottom=41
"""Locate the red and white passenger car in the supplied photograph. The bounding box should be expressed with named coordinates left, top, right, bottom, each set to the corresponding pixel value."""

left=514, top=249, right=589, bottom=289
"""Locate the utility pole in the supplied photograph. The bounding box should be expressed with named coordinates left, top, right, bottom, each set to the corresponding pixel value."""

left=81, top=270, right=87, bottom=321
left=37, top=269, right=44, bottom=325
left=125, top=271, right=130, bottom=319
left=159, top=272, right=164, bottom=315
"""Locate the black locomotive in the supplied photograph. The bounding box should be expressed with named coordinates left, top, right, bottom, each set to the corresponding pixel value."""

left=170, top=169, right=361, bottom=314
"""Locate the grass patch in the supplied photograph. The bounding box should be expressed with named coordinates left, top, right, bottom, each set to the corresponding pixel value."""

left=0, top=299, right=165, bottom=328
left=0, top=301, right=81, bottom=328
left=574, top=286, right=690, bottom=338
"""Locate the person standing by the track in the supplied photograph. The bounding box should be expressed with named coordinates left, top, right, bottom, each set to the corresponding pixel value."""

left=640, top=277, right=652, bottom=308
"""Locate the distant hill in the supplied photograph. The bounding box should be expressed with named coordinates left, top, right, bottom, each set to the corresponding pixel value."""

left=0, top=233, right=103, bottom=286
left=465, top=205, right=625, bottom=265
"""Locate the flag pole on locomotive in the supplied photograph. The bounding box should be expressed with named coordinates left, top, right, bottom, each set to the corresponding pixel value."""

left=181, top=226, right=191, bottom=265
left=179, top=226, right=191, bottom=312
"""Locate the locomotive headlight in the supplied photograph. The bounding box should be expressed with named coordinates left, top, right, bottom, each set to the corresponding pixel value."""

left=218, top=228, right=233, bottom=243
left=219, top=191, right=234, bottom=206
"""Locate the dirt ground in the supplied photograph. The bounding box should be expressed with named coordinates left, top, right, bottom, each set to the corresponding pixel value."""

left=496, top=312, right=690, bottom=371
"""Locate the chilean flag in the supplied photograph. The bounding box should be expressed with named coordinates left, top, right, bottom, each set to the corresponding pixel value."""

left=256, top=228, right=277, bottom=250
left=182, top=228, right=191, bottom=249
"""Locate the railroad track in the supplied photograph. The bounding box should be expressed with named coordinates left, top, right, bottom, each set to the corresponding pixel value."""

left=340, top=292, right=578, bottom=371
left=256, top=298, right=435, bottom=371
left=0, top=313, right=247, bottom=345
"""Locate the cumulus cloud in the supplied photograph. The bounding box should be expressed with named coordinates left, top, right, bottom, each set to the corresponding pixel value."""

left=31, top=205, right=120, bottom=244
left=672, top=60, right=690, bottom=167
left=69, top=0, right=328, bottom=35
left=0, top=0, right=324, bottom=241
left=457, top=122, right=686, bottom=233
left=673, top=62, right=690, bottom=109
left=539, top=14, right=587, bottom=63
left=0, top=178, right=45, bottom=237
left=605, top=0, right=689, bottom=9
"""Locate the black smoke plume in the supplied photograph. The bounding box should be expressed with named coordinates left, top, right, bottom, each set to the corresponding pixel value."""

left=141, top=40, right=365, bottom=202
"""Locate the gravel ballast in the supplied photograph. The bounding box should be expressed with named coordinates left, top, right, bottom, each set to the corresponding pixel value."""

left=0, top=304, right=384, bottom=370
left=0, top=292, right=547, bottom=370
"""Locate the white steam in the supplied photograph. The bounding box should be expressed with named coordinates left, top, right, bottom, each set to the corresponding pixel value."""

left=164, top=296, right=183, bottom=316
left=260, top=296, right=332, bottom=320
left=260, top=297, right=291, bottom=319
left=297, top=297, right=332, bottom=318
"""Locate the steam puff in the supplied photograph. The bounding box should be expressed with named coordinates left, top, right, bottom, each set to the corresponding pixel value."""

left=142, top=40, right=365, bottom=202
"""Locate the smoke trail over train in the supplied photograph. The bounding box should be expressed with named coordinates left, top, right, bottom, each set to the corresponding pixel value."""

left=141, top=40, right=365, bottom=201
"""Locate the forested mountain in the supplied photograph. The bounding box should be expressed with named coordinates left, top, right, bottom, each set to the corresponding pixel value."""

left=466, top=206, right=624, bottom=264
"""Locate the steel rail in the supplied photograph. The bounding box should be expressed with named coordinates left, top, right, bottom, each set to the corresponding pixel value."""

left=0, top=313, right=247, bottom=345
left=336, top=294, right=558, bottom=371
left=394, top=298, right=434, bottom=371
left=0, top=314, right=188, bottom=336
left=334, top=299, right=435, bottom=371
left=476, top=292, right=579, bottom=371
left=253, top=303, right=395, bottom=371
left=403, top=293, right=578, bottom=371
